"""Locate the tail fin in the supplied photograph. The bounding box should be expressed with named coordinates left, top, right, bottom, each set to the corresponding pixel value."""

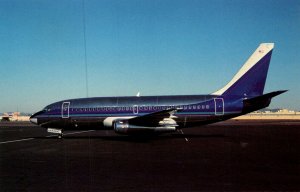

left=212, top=43, right=274, bottom=97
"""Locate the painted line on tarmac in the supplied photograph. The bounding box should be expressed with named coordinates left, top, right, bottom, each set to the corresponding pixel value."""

left=45, top=130, right=95, bottom=138
left=179, top=129, right=189, bottom=142
left=64, top=130, right=95, bottom=136
left=0, top=138, right=34, bottom=144
left=0, top=130, right=96, bottom=144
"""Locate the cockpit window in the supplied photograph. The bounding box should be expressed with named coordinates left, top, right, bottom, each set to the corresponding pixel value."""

left=43, top=106, right=52, bottom=112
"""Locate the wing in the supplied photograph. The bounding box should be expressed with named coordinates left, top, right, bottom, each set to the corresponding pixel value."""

left=128, top=108, right=182, bottom=127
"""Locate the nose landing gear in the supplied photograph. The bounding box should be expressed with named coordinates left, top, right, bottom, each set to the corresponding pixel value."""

left=58, top=132, right=64, bottom=139
left=47, top=128, right=64, bottom=139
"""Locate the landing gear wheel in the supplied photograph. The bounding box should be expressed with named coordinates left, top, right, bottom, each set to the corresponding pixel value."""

left=58, top=131, right=64, bottom=139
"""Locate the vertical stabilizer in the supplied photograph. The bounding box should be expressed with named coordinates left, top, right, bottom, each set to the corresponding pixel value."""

left=212, top=43, right=274, bottom=96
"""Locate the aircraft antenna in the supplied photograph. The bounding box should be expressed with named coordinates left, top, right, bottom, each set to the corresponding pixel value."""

left=82, top=0, right=89, bottom=97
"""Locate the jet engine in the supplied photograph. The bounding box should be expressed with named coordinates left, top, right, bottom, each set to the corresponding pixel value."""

left=113, top=119, right=176, bottom=134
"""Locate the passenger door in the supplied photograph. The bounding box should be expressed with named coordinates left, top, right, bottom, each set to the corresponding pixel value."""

left=62, top=102, right=70, bottom=118
left=214, top=98, right=224, bottom=115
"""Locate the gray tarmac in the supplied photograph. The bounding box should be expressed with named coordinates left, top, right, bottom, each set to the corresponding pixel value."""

left=0, top=120, right=299, bottom=191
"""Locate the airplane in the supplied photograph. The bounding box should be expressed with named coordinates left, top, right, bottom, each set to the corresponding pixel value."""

left=30, top=43, right=286, bottom=138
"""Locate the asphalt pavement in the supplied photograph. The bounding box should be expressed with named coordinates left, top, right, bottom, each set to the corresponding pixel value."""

left=0, top=120, right=299, bottom=191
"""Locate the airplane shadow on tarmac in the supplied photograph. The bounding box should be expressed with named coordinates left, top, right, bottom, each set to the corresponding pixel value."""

left=33, top=133, right=225, bottom=142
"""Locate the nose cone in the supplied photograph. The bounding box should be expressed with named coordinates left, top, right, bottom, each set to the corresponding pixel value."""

left=29, top=110, right=46, bottom=125
left=30, top=116, right=38, bottom=124
left=29, top=111, right=42, bottom=125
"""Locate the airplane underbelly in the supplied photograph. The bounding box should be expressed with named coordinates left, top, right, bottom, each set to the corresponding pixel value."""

left=60, top=117, right=108, bottom=130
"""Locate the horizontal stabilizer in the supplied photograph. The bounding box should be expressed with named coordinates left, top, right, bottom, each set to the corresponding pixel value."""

left=243, top=90, right=287, bottom=113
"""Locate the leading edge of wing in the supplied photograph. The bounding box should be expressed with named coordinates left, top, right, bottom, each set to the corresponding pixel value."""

left=128, top=108, right=182, bottom=127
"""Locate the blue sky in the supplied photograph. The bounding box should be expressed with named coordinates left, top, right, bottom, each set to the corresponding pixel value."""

left=0, top=0, right=300, bottom=112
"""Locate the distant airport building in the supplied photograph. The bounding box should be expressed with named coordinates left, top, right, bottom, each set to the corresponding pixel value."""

left=235, top=109, right=300, bottom=120
left=1, top=112, right=30, bottom=121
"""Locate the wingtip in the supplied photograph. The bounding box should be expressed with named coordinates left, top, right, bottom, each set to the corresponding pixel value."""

left=278, top=90, right=288, bottom=93
left=270, top=90, right=288, bottom=97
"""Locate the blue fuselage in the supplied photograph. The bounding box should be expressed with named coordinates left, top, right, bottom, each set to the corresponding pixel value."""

left=31, top=94, right=246, bottom=130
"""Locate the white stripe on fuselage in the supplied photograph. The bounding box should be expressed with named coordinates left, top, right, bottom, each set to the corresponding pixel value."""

left=212, top=43, right=274, bottom=95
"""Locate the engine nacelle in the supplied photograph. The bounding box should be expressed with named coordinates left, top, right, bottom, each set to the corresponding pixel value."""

left=113, top=120, right=176, bottom=134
